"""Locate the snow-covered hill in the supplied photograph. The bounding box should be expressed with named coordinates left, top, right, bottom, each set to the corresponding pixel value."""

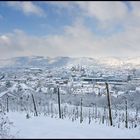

left=8, top=112, right=140, bottom=139
left=0, top=56, right=140, bottom=69
left=98, top=57, right=125, bottom=67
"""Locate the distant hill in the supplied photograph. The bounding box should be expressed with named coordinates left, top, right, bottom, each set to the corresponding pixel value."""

left=0, top=56, right=140, bottom=69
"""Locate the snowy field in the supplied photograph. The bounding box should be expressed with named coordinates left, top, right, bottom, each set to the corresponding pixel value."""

left=8, top=112, right=140, bottom=139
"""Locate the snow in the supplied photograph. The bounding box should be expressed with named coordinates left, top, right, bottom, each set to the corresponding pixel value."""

left=118, top=91, right=125, bottom=95
left=0, top=90, right=7, bottom=98
left=126, top=57, right=140, bottom=65
left=8, top=112, right=140, bottom=139
left=0, top=59, right=15, bottom=68
left=99, top=57, right=124, bottom=67
left=48, top=58, right=58, bottom=64
left=19, top=83, right=32, bottom=90
left=136, top=87, right=140, bottom=91
left=0, top=91, right=16, bottom=98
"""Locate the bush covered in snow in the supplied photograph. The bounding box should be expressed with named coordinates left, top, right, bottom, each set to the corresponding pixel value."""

left=0, top=104, right=14, bottom=139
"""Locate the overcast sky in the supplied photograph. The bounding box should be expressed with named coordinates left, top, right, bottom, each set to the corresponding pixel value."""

left=0, top=1, right=140, bottom=59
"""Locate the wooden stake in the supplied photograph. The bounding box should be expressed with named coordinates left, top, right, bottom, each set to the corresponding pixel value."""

left=105, top=82, right=113, bottom=126
left=57, top=87, right=61, bottom=119
left=31, top=94, right=38, bottom=116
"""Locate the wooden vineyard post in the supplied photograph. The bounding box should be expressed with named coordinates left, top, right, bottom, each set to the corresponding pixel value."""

left=57, top=86, right=61, bottom=119
left=80, top=98, right=83, bottom=123
left=105, top=82, right=113, bottom=126
left=31, top=94, right=38, bottom=116
left=125, top=99, right=128, bottom=128
left=6, top=94, right=9, bottom=113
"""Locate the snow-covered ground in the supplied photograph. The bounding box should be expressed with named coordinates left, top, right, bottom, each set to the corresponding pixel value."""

left=8, top=112, right=140, bottom=139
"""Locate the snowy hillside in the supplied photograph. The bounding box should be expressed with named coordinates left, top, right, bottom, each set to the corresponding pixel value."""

left=8, top=112, right=140, bottom=139
left=0, top=58, right=15, bottom=68
left=98, top=57, right=125, bottom=67
left=126, top=57, right=140, bottom=66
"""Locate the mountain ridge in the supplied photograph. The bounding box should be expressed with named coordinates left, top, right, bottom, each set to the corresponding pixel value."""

left=0, top=56, right=140, bottom=69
